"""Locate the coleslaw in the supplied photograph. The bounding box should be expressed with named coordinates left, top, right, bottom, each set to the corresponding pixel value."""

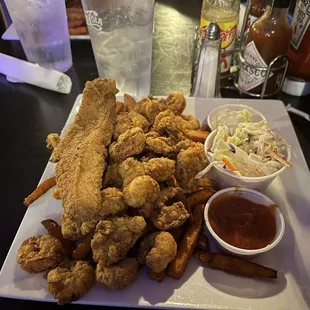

left=198, top=120, right=291, bottom=178
left=211, top=108, right=253, bottom=133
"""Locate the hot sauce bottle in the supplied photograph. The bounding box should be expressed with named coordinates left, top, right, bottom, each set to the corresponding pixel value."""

left=238, top=0, right=292, bottom=95
left=283, top=0, right=310, bottom=96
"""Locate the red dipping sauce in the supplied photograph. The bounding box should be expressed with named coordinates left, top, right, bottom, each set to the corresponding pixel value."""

left=208, top=192, right=277, bottom=250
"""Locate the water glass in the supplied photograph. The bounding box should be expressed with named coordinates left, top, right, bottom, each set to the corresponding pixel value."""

left=82, top=0, right=155, bottom=96
left=5, top=0, right=72, bottom=72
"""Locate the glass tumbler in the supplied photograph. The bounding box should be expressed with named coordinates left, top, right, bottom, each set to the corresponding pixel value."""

left=5, top=0, right=72, bottom=72
left=82, top=0, right=155, bottom=96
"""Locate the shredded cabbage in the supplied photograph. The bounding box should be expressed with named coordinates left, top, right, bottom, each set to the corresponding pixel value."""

left=213, top=108, right=253, bottom=133
left=199, top=121, right=289, bottom=178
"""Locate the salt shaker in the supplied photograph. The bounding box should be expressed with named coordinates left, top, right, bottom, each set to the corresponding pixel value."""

left=192, top=22, right=221, bottom=98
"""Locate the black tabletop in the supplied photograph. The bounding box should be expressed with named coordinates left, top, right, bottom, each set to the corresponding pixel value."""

left=1, top=0, right=310, bottom=309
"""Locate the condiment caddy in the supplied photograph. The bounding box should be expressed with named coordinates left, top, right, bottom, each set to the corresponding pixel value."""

left=193, top=0, right=293, bottom=98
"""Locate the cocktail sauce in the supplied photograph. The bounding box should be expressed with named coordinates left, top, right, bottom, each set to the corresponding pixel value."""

left=208, top=192, right=277, bottom=250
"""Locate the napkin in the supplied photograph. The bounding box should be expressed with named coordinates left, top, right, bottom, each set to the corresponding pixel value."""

left=0, top=52, right=72, bottom=94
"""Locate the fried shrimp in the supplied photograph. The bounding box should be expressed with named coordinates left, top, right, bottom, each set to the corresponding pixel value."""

left=17, top=235, right=65, bottom=273
left=47, top=261, right=94, bottom=304
left=96, top=258, right=139, bottom=290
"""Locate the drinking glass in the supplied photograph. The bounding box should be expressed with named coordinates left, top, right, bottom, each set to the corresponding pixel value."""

left=82, top=0, right=155, bottom=96
left=5, top=0, right=72, bottom=72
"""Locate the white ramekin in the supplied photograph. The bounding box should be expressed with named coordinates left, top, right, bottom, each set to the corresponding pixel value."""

left=204, top=130, right=291, bottom=191
left=204, top=187, right=285, bottom=258
left=207, top=104, right=266, bottom=131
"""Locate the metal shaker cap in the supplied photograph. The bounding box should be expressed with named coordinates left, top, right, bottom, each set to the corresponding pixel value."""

left=204, top=22, right=221, bottom=41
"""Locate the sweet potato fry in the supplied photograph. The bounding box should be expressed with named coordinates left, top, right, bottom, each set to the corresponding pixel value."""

left=186, top=188, right=215, bottom=208
left=72, top=233, right=93, bottom=261
left=200, top=124, right=211, bottom=132
left=124, top=93, right=137, bottom=110
left=116, top=100, right=125, bottom=114
left=197, top=233, right=210, bottom=251
left=24, top=177, right=56, bottom=207
left=41, top=219, right=74, bottom=256
left=149, top=270, right=167, bottom=282
left=185, top=129, right=209, bottom=143
left=53, top=187, right=61, bottom=199
left=196, top=251, right=277, bottom=279
left=168, top=204, right=204, bottom=279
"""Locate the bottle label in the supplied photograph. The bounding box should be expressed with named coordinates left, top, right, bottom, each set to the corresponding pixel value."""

left=291, top=0, right=310, bottom=49
left=238, top=41, right=271, bottom=91
left=200, top=18, right=238, bottom=73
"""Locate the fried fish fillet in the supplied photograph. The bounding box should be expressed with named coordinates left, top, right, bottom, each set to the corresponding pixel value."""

left=53, top=78, right=118, bottom=222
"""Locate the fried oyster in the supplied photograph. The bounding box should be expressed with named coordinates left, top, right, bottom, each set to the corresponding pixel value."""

left=91, top=216, right=146, bottom=265
left=137, top=232, right=177, bottom=273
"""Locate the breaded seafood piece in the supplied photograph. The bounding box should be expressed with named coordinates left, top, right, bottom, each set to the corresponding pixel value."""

left=17, top=235, right=65, bottom=273
left=175, top=139, right=201, bottom=153
left=137, top=232, right=177, bottom=273
left=114, top=111, right=149, bottom=140
left=53, top=78, right=118, bottom=222
left=120, top=157, right=175, bottom=187
left=157, top=187, right=182, bottom=204
left=147, top=158, right=175, bottom=183
left=152, top=109, right=175, bottom=131
left=100, top=187, right=127, bottom=218
left=140, top=98, right=166, bottom=124
left=175, top=144, right=207, bottom=190
left=109, top=127, right=146, bottom=162
left=61, top=212, right=84, bottom=241
left=91, top=216, right=146, bottom=265
left=123, top=176, right=160, bottom=218
left=166, top=92, right=186, bottom=115
left=61, top=213, right=97, bottom=240
left=124, top=95, right=166, bottom=124
left=96, top=258, right=139, bottom=290
left=151, top=202, right=190, bottom=230
left=80, top=220, right=98, bottom=236
left=119, top=157, right=148, bottom=187
left=145, top=134, right=175, bottom=156
left=46, top=133, right=61, bottom=150
left=180, top=114, right=200, bottom=130
left=47, top=261, right=94, bottom=304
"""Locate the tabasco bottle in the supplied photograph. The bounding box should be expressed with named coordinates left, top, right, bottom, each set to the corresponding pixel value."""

left=200, top=0, right=240, bottom=74
left=238, top=0, right=292, bottom=95
left=288, top=0, right=310, bottom=81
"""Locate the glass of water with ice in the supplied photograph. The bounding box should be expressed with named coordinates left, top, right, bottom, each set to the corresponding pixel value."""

left=5, top=0, right=72, bottom=72
left=82, top=0, right=155, bottom=96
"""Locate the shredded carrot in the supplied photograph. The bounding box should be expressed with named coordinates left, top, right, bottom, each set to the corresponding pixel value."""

left=224, top=135, right=228, bottom=142
left=222, top=157, right=238, bottom=172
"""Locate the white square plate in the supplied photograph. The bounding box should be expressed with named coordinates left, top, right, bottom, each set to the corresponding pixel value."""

left=1, top=95, right=310, bottom=309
